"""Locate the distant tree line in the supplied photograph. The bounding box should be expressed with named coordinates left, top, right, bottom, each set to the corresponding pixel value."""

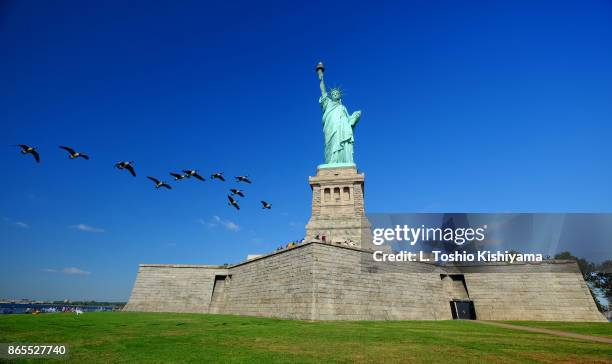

left=554, top=251, right=611, bottom=312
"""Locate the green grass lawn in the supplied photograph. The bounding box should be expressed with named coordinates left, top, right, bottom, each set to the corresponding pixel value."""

left=504, top=321, right=612, bottom=338
left=0, top=312, right=610, bottom=363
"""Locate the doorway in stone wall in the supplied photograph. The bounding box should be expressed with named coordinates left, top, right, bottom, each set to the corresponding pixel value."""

left=450, top=299, right=476, bottom=320
left=209, top=275, right=230, bottom=312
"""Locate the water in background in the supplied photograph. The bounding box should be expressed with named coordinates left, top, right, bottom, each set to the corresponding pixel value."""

left=0, top=303, right=121, bottom=314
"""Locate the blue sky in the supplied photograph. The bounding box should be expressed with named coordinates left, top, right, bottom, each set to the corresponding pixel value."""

left=1, top=1, right=611, bottom=301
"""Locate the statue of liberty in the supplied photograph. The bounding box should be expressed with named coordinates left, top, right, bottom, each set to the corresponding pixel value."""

left=316, top=62, right=362, bottom=167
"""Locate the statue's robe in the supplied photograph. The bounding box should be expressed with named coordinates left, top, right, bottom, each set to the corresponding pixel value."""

left=319, top=95, right=359, bottom=164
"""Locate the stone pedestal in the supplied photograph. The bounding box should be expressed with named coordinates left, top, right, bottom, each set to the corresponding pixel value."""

left=305, top=166, right=374, bottom=249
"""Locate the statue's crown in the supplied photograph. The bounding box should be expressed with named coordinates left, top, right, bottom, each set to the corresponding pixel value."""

left=330, top=87, right=343, bottom=98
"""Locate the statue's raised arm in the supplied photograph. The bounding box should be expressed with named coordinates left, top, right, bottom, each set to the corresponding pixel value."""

left=315, top=62, right=361, bottom=167
left=316, top=62, right=327, bottom=97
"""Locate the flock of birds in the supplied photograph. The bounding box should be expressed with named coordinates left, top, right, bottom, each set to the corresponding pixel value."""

left=16, top=144, right=272, bottom=211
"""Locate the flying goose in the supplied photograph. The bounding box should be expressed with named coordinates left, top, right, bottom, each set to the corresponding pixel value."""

left=228, top=195, right=240, bottom=210
left=59, top=146, right=89, bottom=160
left=261, top=200, right=272, bottom=209
left=115, top=161, right=136, bottom=176
left=170, top=172, right=187, bottom=181
left=183, top=169, right=205, bottom=181
left=211, top=172, right=225, bottom=181
left=230, top=189, right=245, bottom=197
left=147, top=176, right=172, bottom=189
left=235, top=175, right=251, bottom=184
left=16, top=144, right=40, bottom=163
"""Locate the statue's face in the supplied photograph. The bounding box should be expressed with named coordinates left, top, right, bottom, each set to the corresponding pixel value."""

left=330, top=90, right=341, bottom=101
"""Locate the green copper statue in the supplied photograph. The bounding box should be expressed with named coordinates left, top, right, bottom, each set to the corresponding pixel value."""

left=316, top=62, right=362, bottom=167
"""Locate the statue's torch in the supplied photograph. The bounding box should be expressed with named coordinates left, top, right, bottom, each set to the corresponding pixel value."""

left=316, top=61, right=325, bottom=80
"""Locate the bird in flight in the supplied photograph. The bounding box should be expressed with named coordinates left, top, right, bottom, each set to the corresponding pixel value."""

left=170, top=172, right=187, bottom=181
left=261, top=200, right=272, bottom=209
left=230, top=189, right=245, bottom=197
left=59, top=146, right=89, bottom=160
left=210, top=172, right=225, bottom=181
left=115, top=161, right=136, bottom=177
left=228, top=195, right=240, bottom=210
left=235, top=175, right=251, bottom=184
left=183, top=170, right=205, bottom=181
left=147, top=176, right=172, bottom=189
left=16, top=144, right=40, bottom=163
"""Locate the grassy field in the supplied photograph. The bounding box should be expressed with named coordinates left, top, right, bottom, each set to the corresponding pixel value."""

left=0, top=312, right=610, bottom=363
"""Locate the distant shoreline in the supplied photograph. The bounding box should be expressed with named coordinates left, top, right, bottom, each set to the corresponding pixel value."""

left=1, top=302, right=125, bottom=315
